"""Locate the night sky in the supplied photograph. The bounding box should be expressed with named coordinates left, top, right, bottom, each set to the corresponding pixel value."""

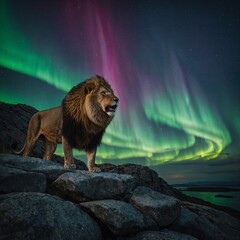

left=0, top=0, right=239, bottom=184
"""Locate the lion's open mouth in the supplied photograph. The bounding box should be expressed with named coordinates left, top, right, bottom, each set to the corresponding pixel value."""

left=105, top=104, right=118, bottom=116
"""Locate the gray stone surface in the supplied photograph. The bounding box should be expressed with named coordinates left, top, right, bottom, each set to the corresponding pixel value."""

left=130, top=186, right=181, bottom=227
left=0, top=153, right=63, bottom=171
left=81, top=199, right=157, bottom=236
left=0, top=153, right=76, bottom=183
left=52, top=171, right=137, bottom=201
left=0, top=102, right=41, bottom=156
left=0, top=192, right=101, bottom=240
left=100, top=163, right=162, bottom=191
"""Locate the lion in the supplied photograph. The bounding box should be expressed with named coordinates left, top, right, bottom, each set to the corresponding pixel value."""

left=14, top=75, right=119, bottom=172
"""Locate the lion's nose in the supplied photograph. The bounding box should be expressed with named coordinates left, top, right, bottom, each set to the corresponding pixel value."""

left=113, top=97, right=119, bottom=103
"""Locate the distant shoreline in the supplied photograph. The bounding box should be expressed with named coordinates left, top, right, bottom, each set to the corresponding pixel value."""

left=181, top=186, right=240, bottom=192
left=214, top=194, right=234, bottom=198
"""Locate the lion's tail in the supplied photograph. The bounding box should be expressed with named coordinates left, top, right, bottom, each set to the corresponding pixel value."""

left=11, top=112, right=41, bottom=157
left=11, top=141, right=26, bottom=155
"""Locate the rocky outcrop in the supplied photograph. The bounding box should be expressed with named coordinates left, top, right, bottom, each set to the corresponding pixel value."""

left=99, top=163, right=240, bottom=220
left=1, top=153, right=240, bottom=240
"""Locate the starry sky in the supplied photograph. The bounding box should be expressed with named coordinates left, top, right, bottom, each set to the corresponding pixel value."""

left=0, top=0, right=239, bottom=184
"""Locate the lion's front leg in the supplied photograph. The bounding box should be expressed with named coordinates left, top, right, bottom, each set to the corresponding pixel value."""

left=62, top=136, right=76, bottom=169
left=86, top=148, right=101, bottom=172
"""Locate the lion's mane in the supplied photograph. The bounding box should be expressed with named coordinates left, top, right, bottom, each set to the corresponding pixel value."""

left=62, top=75, right=113, bottom=152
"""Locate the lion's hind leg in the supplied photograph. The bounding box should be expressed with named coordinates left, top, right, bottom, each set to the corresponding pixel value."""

left=43, top=138, right=57, bottom=160
left=21, top=113, right=41, bottom=157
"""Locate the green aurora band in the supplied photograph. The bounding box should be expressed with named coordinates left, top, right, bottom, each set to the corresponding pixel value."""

left=0, top=0, right=81, bottom=94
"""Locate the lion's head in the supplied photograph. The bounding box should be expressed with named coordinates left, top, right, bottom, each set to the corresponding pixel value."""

left=84, top=76, right=118, bottom=126
left=63, top=75, right=119, bottom=129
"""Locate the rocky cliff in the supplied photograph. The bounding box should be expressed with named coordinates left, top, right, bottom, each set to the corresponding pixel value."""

left=0, top=102, right=240, bottom=240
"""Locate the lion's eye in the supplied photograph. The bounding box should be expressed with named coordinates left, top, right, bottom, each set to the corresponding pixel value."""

left=101, top=91, right=107, bottom=96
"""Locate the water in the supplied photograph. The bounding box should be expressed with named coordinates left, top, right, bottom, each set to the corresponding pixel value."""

left=176, top=188, right=240, bottom=211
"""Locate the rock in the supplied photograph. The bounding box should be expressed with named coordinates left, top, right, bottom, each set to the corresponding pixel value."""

left=0, top=102, right=42, bottom=156
left=171, top=202, right=240, bottom=240
left=0, top=153, right=74, bottom=183
left=0, top=170, right=46, bottom=193
left=126, top=229, right=198, bottom=240
left=34, top=168, right=75, bottom=184
left=100, top=163, right=162, bottom=191
left=51, top=171, right=137, bottom=202
left=0, top=153, right=63, bottom=171
left=80, top=199, right=156, bottom=236
left=130, top=186, right=181, bottom=227
left=51, top=155, right=87, bottom=170
left=0, top=192, right=101, bottom=240
left=0, top=165, right=26, bottom=174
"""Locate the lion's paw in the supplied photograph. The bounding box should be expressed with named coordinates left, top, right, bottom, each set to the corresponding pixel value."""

left=89, top=166, right=101, bottom=173
left=64, top=163, right=77, bottom=169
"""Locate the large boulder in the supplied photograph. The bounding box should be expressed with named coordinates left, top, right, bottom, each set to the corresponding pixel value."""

left=126, top=229, right=198, bottom=240
left=51, top=171, right=137, bottom=201
left=0, top=192, right=101, bottom=240
left=130, top=186, right=181, bottom=227
left=171, top=202, right=240, bottom=240
left=80, top=199, right=156, bottom=236
left=0, top=102, right=41, bottom=156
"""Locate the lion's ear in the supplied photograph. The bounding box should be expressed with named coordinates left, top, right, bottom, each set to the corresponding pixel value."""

left=85, top=82, right=96, bottom=94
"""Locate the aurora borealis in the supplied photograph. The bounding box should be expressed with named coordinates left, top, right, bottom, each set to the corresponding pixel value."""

left=1, top=0, right=239, bottom=183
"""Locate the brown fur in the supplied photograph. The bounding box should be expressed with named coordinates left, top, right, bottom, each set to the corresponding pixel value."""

left=15, top=76, right=118, bottom=171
